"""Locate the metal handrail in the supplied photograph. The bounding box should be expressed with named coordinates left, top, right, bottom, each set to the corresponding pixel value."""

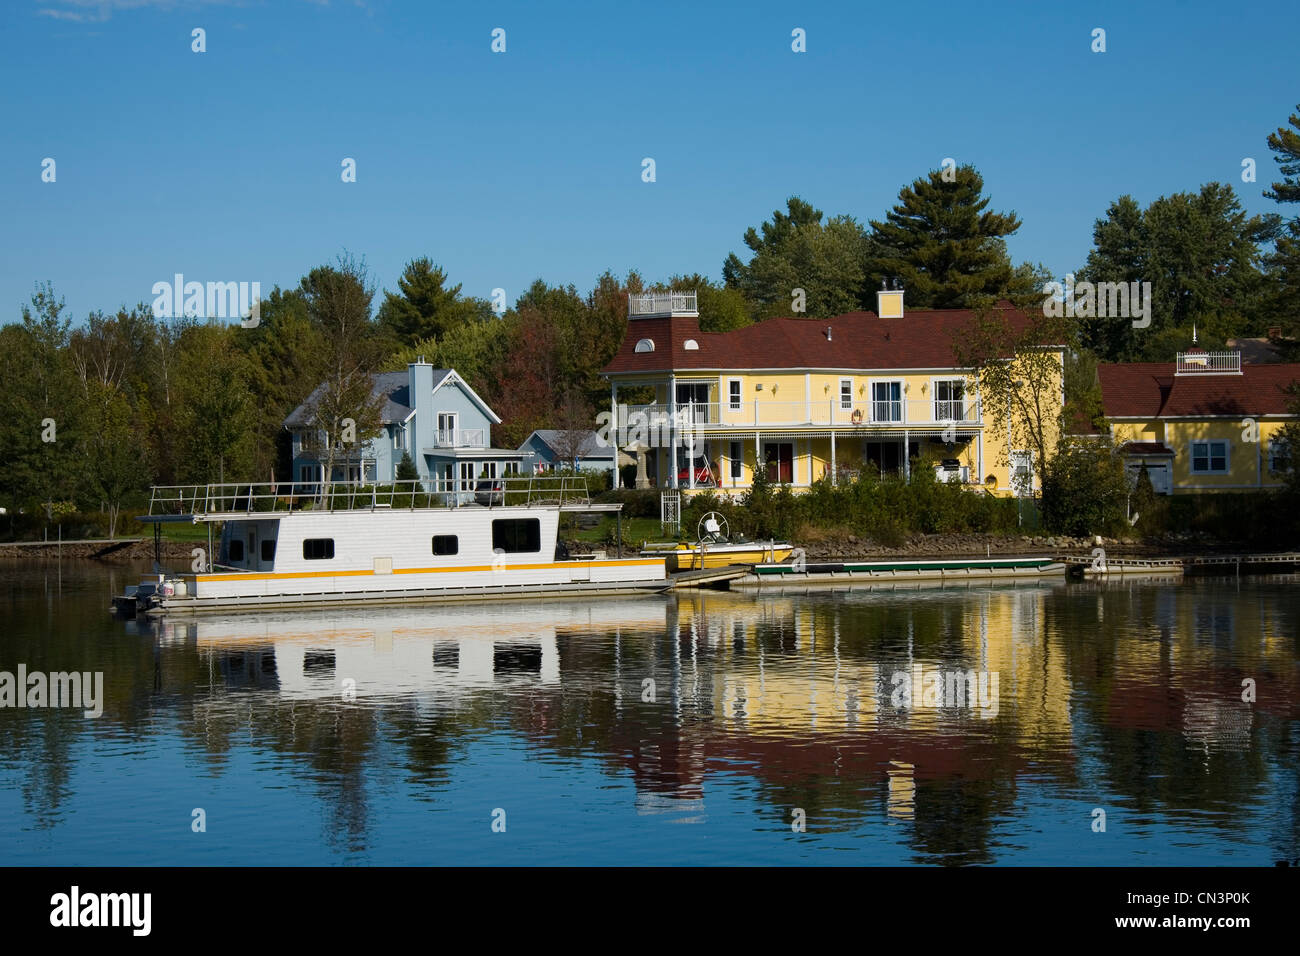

left=146, top=476, right=590, bottom=517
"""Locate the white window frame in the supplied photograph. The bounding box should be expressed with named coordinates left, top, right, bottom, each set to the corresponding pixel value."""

left=931, top=377, right=966, bottom=422
left=839, top=378, right=853, bottom=410
left=727, top=378, right=743, bottom=412
left=1010, top=449, right=1034, bottom=495
left=1190, top=439, right=1229, bottom=474
left=729, top=440, right=743, bottom=482
left=869, top=379, right=904, bottom=423
left=393, top=425, right=404, bottom=449
left=438, top=412, right=458, bottom=445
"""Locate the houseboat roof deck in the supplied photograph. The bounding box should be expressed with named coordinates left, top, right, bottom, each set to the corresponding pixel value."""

left=140, top=477, right=618, bottom=523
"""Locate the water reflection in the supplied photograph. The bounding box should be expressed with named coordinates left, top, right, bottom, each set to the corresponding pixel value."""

left=1, top=565, right=1298, bottom=864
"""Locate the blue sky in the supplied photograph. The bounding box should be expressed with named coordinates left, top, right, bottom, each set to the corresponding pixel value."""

left=2, top=0, right=1297, bottom=324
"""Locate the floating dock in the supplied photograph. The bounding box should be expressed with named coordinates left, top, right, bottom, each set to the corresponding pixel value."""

left=734, top=556, right=1065, bottom=588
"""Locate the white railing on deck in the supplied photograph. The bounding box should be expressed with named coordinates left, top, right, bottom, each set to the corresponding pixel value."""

left=628, top=292, right=697, bottom=316
left=617, top=398, right=982, bottom=430
left=146, top=476, right=590, bottom=517
left=1176, top=351, right=1242, bottom=374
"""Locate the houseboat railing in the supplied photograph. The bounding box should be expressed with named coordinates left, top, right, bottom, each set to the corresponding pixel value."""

left=145, top=476, right=591, bottom=518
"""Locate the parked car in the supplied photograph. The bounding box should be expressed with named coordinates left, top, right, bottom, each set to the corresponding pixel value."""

left=474, top=479, right=504, bottom=505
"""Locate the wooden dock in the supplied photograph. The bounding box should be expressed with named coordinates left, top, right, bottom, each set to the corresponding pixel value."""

left=1061, top=552, right=1300, bottom=577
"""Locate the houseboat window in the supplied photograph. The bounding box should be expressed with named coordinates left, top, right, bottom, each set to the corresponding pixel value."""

left=261, top=540, right=276, bottom=562
left=1191, top=440, right=1229, bottom=474
left=492, top=518, right=541, bottom=553
left=228, top=539, right=245, bottom=562
left=432, top=534, right=459, bottom=556
left=303, top=538, right=335, bottom=560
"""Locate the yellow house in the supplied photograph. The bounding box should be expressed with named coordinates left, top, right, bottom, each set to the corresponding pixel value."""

left=601, top=289, right=1063, bottom=497
left=1099, top=350, right=1298, bottom=494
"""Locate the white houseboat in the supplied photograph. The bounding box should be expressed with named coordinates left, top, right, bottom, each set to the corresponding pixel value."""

left=114, top=477, right=666, bottom=615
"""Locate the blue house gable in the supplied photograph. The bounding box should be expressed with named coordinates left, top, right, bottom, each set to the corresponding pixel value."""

left=284, top=360, right=525, bottom=489
left=518, top=430, right=621, bottom=476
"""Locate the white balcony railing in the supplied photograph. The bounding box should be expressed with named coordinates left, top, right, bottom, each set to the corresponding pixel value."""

left=628, top=292, right=698, bottom=317
left=616, top=399, right=981, bottom=431
left=428, top=428, right=488, bottom=448
left=1176, top=351, right=1242, bottom=375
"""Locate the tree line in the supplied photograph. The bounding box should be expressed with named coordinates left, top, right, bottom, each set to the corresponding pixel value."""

left=2, top=105, right=1297, bottom=538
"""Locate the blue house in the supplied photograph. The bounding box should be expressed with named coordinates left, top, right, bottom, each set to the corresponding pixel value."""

left=517, top=429, right=628, bottom=477
left=284, top=360, right=526, bottom=490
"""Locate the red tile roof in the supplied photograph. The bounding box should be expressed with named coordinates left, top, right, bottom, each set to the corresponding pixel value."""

left=1098, top=362, right=1300, bottom=418
left=602, top=303, right=1043, bottom=375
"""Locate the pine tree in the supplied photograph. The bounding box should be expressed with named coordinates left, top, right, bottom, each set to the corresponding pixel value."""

left=864, top=165, right=1021, bottom=309
left=1264, top=105, right=1300, bottom=335
left=377, top=258, right=487, bottom=345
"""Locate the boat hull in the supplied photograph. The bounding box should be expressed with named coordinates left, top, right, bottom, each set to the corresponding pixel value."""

left=642, top=544, right=794, bottom=571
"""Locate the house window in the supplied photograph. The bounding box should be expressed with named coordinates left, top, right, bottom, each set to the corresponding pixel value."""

left=1191, top=440, right=1229, bottom=474
left=871, top=382, right=902, bottom=422
left=729, top=441, right=743, bottom=481
left=459, top=461, right=475, bottom=491
left=1010, top=450, right=1034, bottom=493
left=480, top=461, right=499, bottom=480
left=492, top=518, right=541, bottom=554
left=1269, top=437, right=1290, bottom=473
left=438, top=413, right=458, bottom=446
left=764, top=442, right=794, bottom=484
left=393, top=426, right=404, bottom=449
left=298, top=465, right=313, bottom=484
left=228, top=539, right=244, bottom=562
left=261, top=540, right=276, bottom=562
left=504, top=461, right=520, bottom=476
left=840, top=378, right=853, bottom=410
left=728, top=379, right=742, bottom=411
left=934, top=380, right=965, bottom=421
left=432, top=535, right=459, bottom=556
left=303, top=538, right=335, bottom=560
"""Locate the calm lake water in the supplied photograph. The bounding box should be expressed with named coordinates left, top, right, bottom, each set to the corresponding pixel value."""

left=1, top=561, right=1297, bottom=866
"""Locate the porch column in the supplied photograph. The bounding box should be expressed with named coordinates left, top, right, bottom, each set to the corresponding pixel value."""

left=668, top=374, right=678, bottom=489
left=830, top=431, right=836, bottom=486
left=755, top=430, right=760, bottom=484
left=903, top=429, right=910, bottom=480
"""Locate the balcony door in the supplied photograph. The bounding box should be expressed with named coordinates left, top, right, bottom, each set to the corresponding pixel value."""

left=764, top=442, right=794, bottom=484
left=438, top=413, right=458, bottom=446
left=675, top=382, right=711, bottom=424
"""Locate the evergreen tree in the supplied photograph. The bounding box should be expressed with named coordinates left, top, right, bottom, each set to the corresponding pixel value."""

left=395, top=451, right=418, bottom=481
left=864, top=165, right=1022, bottom=309
left=377, top=258, right=488, bottom=345
left=1078, top=184, right=1278, bottom=360
left=723, top=197, right=870, bottom=318
left=1264, top=104, right=1300, bottom=335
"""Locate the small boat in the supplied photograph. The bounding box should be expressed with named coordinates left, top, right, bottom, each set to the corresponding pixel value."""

left=640, top=512, right=794, bottom=571
left=112, top=477, right=666, bottom=615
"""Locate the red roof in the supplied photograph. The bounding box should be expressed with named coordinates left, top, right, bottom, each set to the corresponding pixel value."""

left=1098, top=362, right=1300, bottom=418
left=602, top=303, right=1042, bottom=375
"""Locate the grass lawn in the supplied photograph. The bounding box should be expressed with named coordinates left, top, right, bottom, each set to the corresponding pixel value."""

left=568, top=516, right=670, bottom=546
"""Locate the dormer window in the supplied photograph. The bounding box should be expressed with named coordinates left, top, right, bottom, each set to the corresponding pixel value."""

left=634, top=338, right=655, bottom=353
left=684, top=339, right=699, bottom=350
